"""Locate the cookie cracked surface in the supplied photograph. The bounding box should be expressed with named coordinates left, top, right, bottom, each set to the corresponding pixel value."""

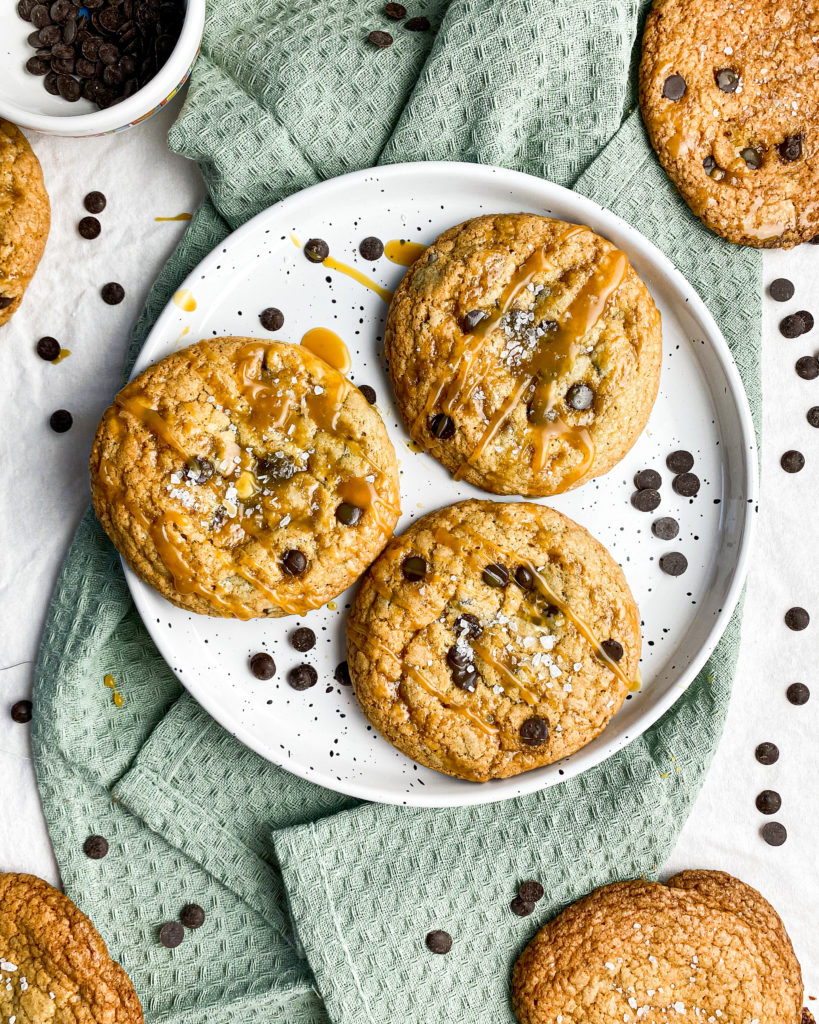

left=347, top=499, right=640, bottom=781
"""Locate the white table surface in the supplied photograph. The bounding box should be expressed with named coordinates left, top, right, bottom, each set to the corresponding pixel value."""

left=1, top=96, right=816, bottom=1000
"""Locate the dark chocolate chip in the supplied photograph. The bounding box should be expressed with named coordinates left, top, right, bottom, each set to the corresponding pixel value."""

left=36, top=336, right=61, bottom=361
left=755, top=741, right=779, bottom=765
left=566, top=383, right=594, bottom=411
left=304, top=238, right=329, bottom=263
left=259, top=306, right=284, bottom=331
left=27, top=28, right=43, bottom=44
left=185, top=456, right=213, bottom=484
left=454, top=613, right=482, bottom=639
left=38, top=22, right=61, bottom=42
left=159, top=921, right=184, bottom=948
left=180, top=903, right=205, bottom=928
left=659, top=552, right=688, bottom=576
left=101, top=282, right=125, bottom=304
left=335, top=502, right=363, bottom=526
left=256, top=453, right=298, bottom=481
left=405, top=15, right=429, bottom=30
left=446, top=645, right=472, bottom=671
left=358, top=384, right=377, bottom=405
left=778, top=134, right=802, bottom=162
left=510, top=896, right=535, bottom=917
left=26, top=55, right=51, bottom=74
left=359, top=236, right=384, bottom=261
left=482, top=563, right=509, bottom=588
left=334, top=661, right=352, bottom=686
left=785, top=606, right=809, bottom=631
left=652, top=516, right=679, bottom=540
left=84, top=190, right=106, bottom=213
left=368, top=29, right=393, bottom=47
left=795, top=356, right=819, bottom=380
left=282, top=549, right=308, bottom=576
left=518, top=880, right=544, bottom=903
left=781, top=450, right=805, bottom=473
left=796, top=310, right=814, bottom=334
left=808, top=407, right=819, bottom=428
left=43, top=70, right=60, bottom=93
left=0, top=296, right=13, bottom=310
left=49, top=409, right=73, bottom=433
left=30, top=4, right=51, bottom=26
left=672, top=472, right=700, bottom=497
left=461, top=309, right=488, bottom=331
left=83, top=834, right=109, bottom=859
left=520, top=715, right=549, bottom=746
left=769, top=278, right=795, bottom=302
left=631, top=488, right=661, bottom=512
left=600, top=639, right=624, bottom=662
left=702, top=155, right=718, bottom=175
left=451, top=665, right=479, bottom=692
left=786, top=682, right=810, bottom=705
left=56, top=73, right=80, bottom=100
left=249, top=652, right=276, bottom=680
left=425, top=930, right=452, bottom=954
left=662, top=74, right=686, bottom=100
left=760, top=821, right=787, bottom=847
left=741, top=147, right=763, bottom=170
left=290, top=627, right=316, bottom=652
left=780, top=313, right=806, bottom=338
left=78, top=215, right=102, bottom=239
left=384, top=1, right=406, bottom=17
left=666, top=450, right=694, bottom=474
left=288, top=665, right=317, bottom=691
left=514, top=565, right=534, bottom=590
left=10, top=700, right=33, bottom=723
left=756, top=790, right=782, bottom=815
left=634, top=468, right=661, bottom=490
left=429, top=413, right=455, bottom=439
left=17, top=0, right=38, bottom=19
left=714, top=67, right=739, bottom=93
left=402, top=555, right=427, bottom=581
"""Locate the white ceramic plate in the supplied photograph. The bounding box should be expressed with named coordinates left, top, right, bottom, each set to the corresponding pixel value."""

left=128, top=161, right=757, bottom=807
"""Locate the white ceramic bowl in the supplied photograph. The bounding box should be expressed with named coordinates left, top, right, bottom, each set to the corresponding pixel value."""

left=0, top=0, right=204, bottom=136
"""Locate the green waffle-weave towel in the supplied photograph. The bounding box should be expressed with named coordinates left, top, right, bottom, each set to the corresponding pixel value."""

left=33, top=1, right=761, bottom=1021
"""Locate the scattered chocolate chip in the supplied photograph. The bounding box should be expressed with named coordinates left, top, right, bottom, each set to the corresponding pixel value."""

left=101, top=282, right=125, bottom=305
left=384, top=1, right=406, bottom=16
left=402, top=555, right=427, bottom=581
left=786, top=682, right=810, bottom=705
left=425, top=930, right=452, bottom=954
left=36, top=336, right=61, bottom=361
left=288, top=664, right=317, bottom=691
left=769, top=278, right=795, bottom=302
left=510, top=896, right=534, bottom=917
left=514, top=565, right=534, bottom=590
left=756, top=790, right=782, bottom=815
left=600, top=639, right=624, bottom=662
left=454, top=613, right=482, bottom=639
left=785, top=606, right=810, bottom=631
left=660, top=552, right=688, bottom=576
left=249, top=652, right=276, bottom=680
left=780, top=312, right=811, bottom=339
left=795, top=356, right=819, bottom=380
left=631, top=488, right=661, bottom=512
left=367, top=29, right=393, bottom=47
left=334, top=661, right=352, bottom=686
left=159, top=921, right=184, bottom=948
left=652, top=517, right=679, bottom=540
left=808, top=407, right=819, bottom=428
left=49, top=409, right=73, bottom=433
left=359, top=236, right=384, bottom=260
left=781, top=450, right=805, bottom=473
left=358, top=384, right=377, bottom=404
left=566, top=383, right=594, bottom=411
left=256, top=453, right=298, bottom=481
left=714, top=67, right=739, bottom=93
left=461, top=309, right=488, bottom=331
left=482, top=563, right=509, bottom=588
left=672, top=472, right=700, bottom=497
left=405, top=15, right=429, bottom=30
left=755, top=741, right=779, bottom=765
left=634, top=468, right=661, bottom=490
left=741, top=147, right=763, bottom=170
left=84, top=190, right=106, bottom=214
left=520, top=715, right=549, bottom=746
left=429, top=413, right=455, bottom=439
left=666, top=450, right=694, bottom=474
left=761, top=821, right=787, bottom=847
left=83, top=834, right=109, bottom=859
left=38, top=23, right=60, bottom=43
left=26, top=54, right=51, bottom=74
left=304, top=238, right=329, bottom=263
left=180, top=903, right=205, bottom=929
left=336, top=502, right=363, bottom=526
left=259, top=307, right=284, bottom=331
left=778, top=134, right=802, bottom=162
left=518, top=880, right=544, bottom=903
left=662, top=74, right=686, bottom=100
left=10, top=700, right=33, bottom=723
left=290, top=627, right=316, bottom=652
left=282, top=549, right=308, bottom=576
left=796, top=310, right=815, bottom=334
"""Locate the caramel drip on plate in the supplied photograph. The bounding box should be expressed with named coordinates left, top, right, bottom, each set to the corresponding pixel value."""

left=173, top=289, right=196, bottom=312
left=301, top=327, right=351, bottom=373
left=52, top=348, right=71, bottom=364
left=384, top=239, right=426, bottom=266
left=156, top=212, right=193, bottom=222
left=322, top=256, right=393, bottom=304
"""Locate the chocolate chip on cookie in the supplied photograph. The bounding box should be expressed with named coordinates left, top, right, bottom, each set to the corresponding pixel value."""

left=600, top=638, right=624, bottom=662
left=482, top=562, right=509, bottom=587
left=714, top=67, right=739, bottom=93
left=520, top=715, right=549, bottom=746
left=429, top=413, right=455, bottom=440
left=282, top=549, right=308, bottom=576
left=565, top=382, right=594, bottom=410
left=402, top=555, right=427, bottom=581
left=336, top=502, right=363, bottom=526
left=662, top=73, right=686, bottom=99
left=249, top=652, right=276, bottom=679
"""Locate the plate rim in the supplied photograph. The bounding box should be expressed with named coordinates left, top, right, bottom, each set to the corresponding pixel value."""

left=127, top=159, right=759, bottom=808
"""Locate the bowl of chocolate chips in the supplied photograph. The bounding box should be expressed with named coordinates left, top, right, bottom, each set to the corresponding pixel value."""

left=0, top=0, right=204, bottom=135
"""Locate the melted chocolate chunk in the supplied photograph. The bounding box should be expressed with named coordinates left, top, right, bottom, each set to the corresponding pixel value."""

left=514, top=565, right=534, bottom=590
left=662, top=74, right=686, bottom=100
left=482, top=563, right=509, bottom=588
left=336, top=503, right=363, bottom=527
left=429, top=413, right=455, bottom=439
left=454, top=613, right=482, bottom=639
left=256, top=452, right=298, bottom=481
left=402, top=555, right=427, bottom=581
left=714, top=67, right=739, bottom=93
left=520, top=715, right=549, bottom=746
left=778, top=134, right=802, bottom=162
left=600, top=639, right=624, bottom=662
left=282, top=549, right=308, bottom=576
left=461, top=309, right=488, bottom=331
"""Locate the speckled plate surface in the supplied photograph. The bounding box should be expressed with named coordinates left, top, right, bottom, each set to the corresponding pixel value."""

left=128, top=161, right=757, bottom=807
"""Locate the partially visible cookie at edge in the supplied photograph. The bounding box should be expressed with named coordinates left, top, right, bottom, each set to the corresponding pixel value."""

left=0, top=872, right=143, bottom=1024
left=0, top=120, right=50, bottom=327
left=640, top=0, right=819, bottom=247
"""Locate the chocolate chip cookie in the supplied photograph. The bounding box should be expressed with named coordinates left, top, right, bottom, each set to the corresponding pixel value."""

left=640, top=0, right=819, bottom=247
left=385, top=213, right=662, bottom=496
left=91, top=337, right=401, bottom=619
left=0, top=120, right=50, bottom=327
left=513, top=870, right=803, bottom=1024
left=0, top=872, right=143, bottom=1024
left=347, top=499, right=640, bottom=781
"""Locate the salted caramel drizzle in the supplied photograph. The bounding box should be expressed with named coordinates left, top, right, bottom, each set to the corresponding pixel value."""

left=301, top=327, right=351, bottom=373
left=470, top=639, right=538, bottom=706
left=384, top=239, right=426, bottom=266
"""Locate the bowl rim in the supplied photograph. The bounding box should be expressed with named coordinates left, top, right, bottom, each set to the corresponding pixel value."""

left=0, top=0, right=205, bottom=135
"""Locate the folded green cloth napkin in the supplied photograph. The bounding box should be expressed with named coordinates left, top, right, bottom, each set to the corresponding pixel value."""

left=33, top=1, right=761, bottom=1021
